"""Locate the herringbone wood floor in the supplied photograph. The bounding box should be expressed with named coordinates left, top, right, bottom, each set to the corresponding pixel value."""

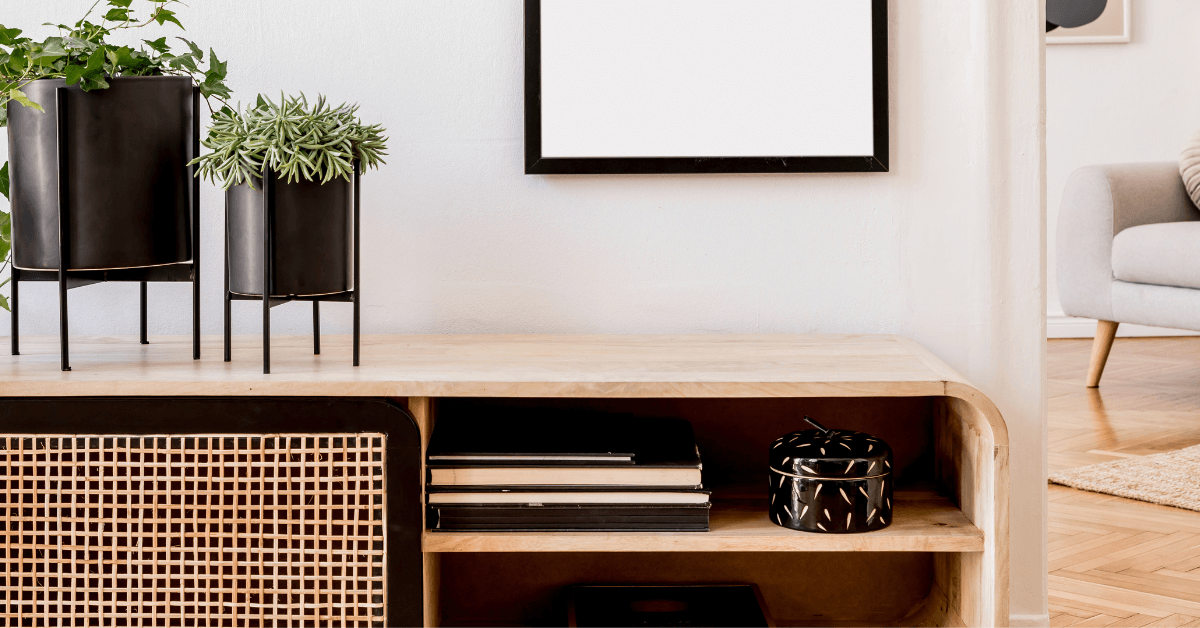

left=1049, top=337, right=1200, bottom=627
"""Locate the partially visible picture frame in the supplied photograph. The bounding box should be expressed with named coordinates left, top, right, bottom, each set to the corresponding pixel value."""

left=1046, top=0, right=1131, bottom=44
left=524, top=0, right=889, bottom=175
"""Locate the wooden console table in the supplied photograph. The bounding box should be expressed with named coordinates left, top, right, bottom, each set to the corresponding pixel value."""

left=0, top=334, right=1008, bottom=627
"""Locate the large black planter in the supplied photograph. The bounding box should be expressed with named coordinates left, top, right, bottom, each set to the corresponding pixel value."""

left=223, top=167, right=360, bottom=374
left=5, top=76, right=200, bottom=370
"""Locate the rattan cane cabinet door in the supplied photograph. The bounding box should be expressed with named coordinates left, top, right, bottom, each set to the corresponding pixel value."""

left=0, top=398, right=422, bottom=628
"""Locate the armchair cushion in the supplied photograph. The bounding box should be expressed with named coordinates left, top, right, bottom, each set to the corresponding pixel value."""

left=1181, top=128, right=1200, bottom=208
left=1112, top=221, right=1200, bottom=290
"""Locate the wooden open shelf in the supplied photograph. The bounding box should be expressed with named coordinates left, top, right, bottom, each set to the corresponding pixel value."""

left=423, top=490, right=982, bottom=553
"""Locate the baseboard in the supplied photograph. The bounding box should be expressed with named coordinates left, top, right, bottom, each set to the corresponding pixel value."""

left=1010, top=612, right=1051, bottom=627
left=1047, top=314, right=1200, bottom=339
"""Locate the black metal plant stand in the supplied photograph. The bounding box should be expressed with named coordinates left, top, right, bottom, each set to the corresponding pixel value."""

left=223, top=163, right=361, bottom=375
left=9, top=86, right=202, bottom=371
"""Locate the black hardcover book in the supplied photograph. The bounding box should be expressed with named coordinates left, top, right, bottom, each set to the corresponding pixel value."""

left=426, top=486, right=710, bottom=505
left=426, top=410, right=700, bottom=467
left=567, top=584, right=771, bottom=627
left=429, top=504, right=711, bottom=531
left=431, top=505, right=710, bottom=519
left=429, top=501, right=705, bottom=530
left=431, top=522, right=711, bottom=532
left=428, top=465, right=701, bottom=487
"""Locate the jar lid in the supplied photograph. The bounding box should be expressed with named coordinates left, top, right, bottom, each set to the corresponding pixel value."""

left=769, top=417, right=892, bottom=479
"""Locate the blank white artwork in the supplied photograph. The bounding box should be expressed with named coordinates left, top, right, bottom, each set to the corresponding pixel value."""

left=539, top=0, right=876, bottom=159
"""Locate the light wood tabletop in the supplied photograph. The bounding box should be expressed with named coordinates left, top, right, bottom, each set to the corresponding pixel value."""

left=0, top=333, right=980, bottom=399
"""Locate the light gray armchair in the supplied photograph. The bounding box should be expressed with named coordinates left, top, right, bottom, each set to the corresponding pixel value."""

left=1058, top=163, right=1200, bottom=387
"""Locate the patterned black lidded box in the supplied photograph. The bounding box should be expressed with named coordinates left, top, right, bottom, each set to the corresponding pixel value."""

left=768, top=417, right=893, bottom=533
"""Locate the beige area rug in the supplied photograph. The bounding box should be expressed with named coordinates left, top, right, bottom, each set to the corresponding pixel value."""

left=1049, top=444, right=1200, bottom=513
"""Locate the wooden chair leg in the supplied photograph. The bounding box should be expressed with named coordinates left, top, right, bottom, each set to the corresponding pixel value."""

left=1087, top=320, right=1119, bottom=388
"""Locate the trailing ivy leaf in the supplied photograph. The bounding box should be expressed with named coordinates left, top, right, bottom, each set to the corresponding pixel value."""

left=114, top=46, right=150, bottom=73
left=63, top=63, right=87, bottom=85
left=62, top=36, right=97, bottom=53
left=8, top=89, right=43, bottom=112
left=0, top=26, right=23, bottom=46
left=142, top=36, right=169, bottom=53
left=34, top=36, right=67, bottom=60
left=180, top=38, right=203, bottom=61
left=167, top=52, right=198, bottom=73
left=81, top=73, right=110, bottom=91
left=107, top=0, right=134, bottom=8
left=205, top=49, right=226, bottom=80
left=153, top=9, right=183, bottom=29
left=199, top=79, right=231, bottom=101
left=0, top=292, right=9, bottom=313
left=64, top=48, right=109, bottom=91
left=6, top=47, right=27, bottom=73
left=0, top=162, right=8, bottom=201
left=0, top=215, right=11, bottom=266
left=103, top=8, right=132, bottom=22
left=87, top=46, right=105, bottom=70
left=198, top=49, right=230, bottom=99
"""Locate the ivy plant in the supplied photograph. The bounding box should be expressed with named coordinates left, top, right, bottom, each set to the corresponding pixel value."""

left=0, top=0, right=231, bottom=311
left=192, top=94, right=388, bottom=190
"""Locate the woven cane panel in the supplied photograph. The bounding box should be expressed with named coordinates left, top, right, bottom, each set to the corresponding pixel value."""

left=0, top=434, right=386, bottom=627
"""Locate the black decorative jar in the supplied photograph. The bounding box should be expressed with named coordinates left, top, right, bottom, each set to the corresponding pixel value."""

left=768, top=417, right=892, bottom=533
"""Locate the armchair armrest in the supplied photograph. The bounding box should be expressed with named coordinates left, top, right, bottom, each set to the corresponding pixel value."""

left=1057, top=163, right=1198, bottom=321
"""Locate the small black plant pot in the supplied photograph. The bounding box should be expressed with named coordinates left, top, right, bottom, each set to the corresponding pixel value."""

left=223, top=168, right=360, bottom=374
left=5, top=76, right=201, bottom=370
left=226, top=177, right=350, bottom=298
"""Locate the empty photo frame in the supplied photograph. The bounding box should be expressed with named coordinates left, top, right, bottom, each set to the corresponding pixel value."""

left=524, top=0, right=889, bottom=175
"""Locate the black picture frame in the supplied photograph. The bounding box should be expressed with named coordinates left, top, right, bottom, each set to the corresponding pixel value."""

left=524, top=0, right=889, bottom=175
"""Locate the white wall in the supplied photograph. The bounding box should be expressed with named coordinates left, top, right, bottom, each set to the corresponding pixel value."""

left=0, top=1, right=1047, bottom=623
left=1048, top=0, right=1200, bottom=337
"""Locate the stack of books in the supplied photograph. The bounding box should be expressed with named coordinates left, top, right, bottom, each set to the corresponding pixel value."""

left=425, top=410, right=709, bottom=532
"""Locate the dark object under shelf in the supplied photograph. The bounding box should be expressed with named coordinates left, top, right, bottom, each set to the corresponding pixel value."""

left=567, top=584, right=771, bottom=627
left=223, top=165, right=360, bottom=374
left=768, top=417, right=893, bottom=534
left=6, top=76, right=202, bottom=371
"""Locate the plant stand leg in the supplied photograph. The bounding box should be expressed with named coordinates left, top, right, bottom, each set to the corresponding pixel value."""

left=192, top=270, right=200, bottom=359
left=313, top=301, right=320, bottom=355
left=11, top=274, right=18, bottom=356
left=262, top=292, right=270, bottom=375
left=352, top=161, right=360, bottom=367
left=224, top=291, right=232, bottom=362
left=56, top=86, right=70, bottom=373
left=224, top=185, right=232, bottom=363
left=191, top=84, right=201, bottom=361
left=58, top=274, right=69, bottom=372
left=140, top=281, right=149, bottom=344
left=263, top=168, right=273, bottom=375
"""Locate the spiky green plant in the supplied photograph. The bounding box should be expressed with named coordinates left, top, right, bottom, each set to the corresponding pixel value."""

left=192, top=94, right=388, bottom=189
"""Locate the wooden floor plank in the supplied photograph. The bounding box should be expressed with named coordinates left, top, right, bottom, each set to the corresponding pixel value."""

left=1050, top=338, right=1200, bottom=624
